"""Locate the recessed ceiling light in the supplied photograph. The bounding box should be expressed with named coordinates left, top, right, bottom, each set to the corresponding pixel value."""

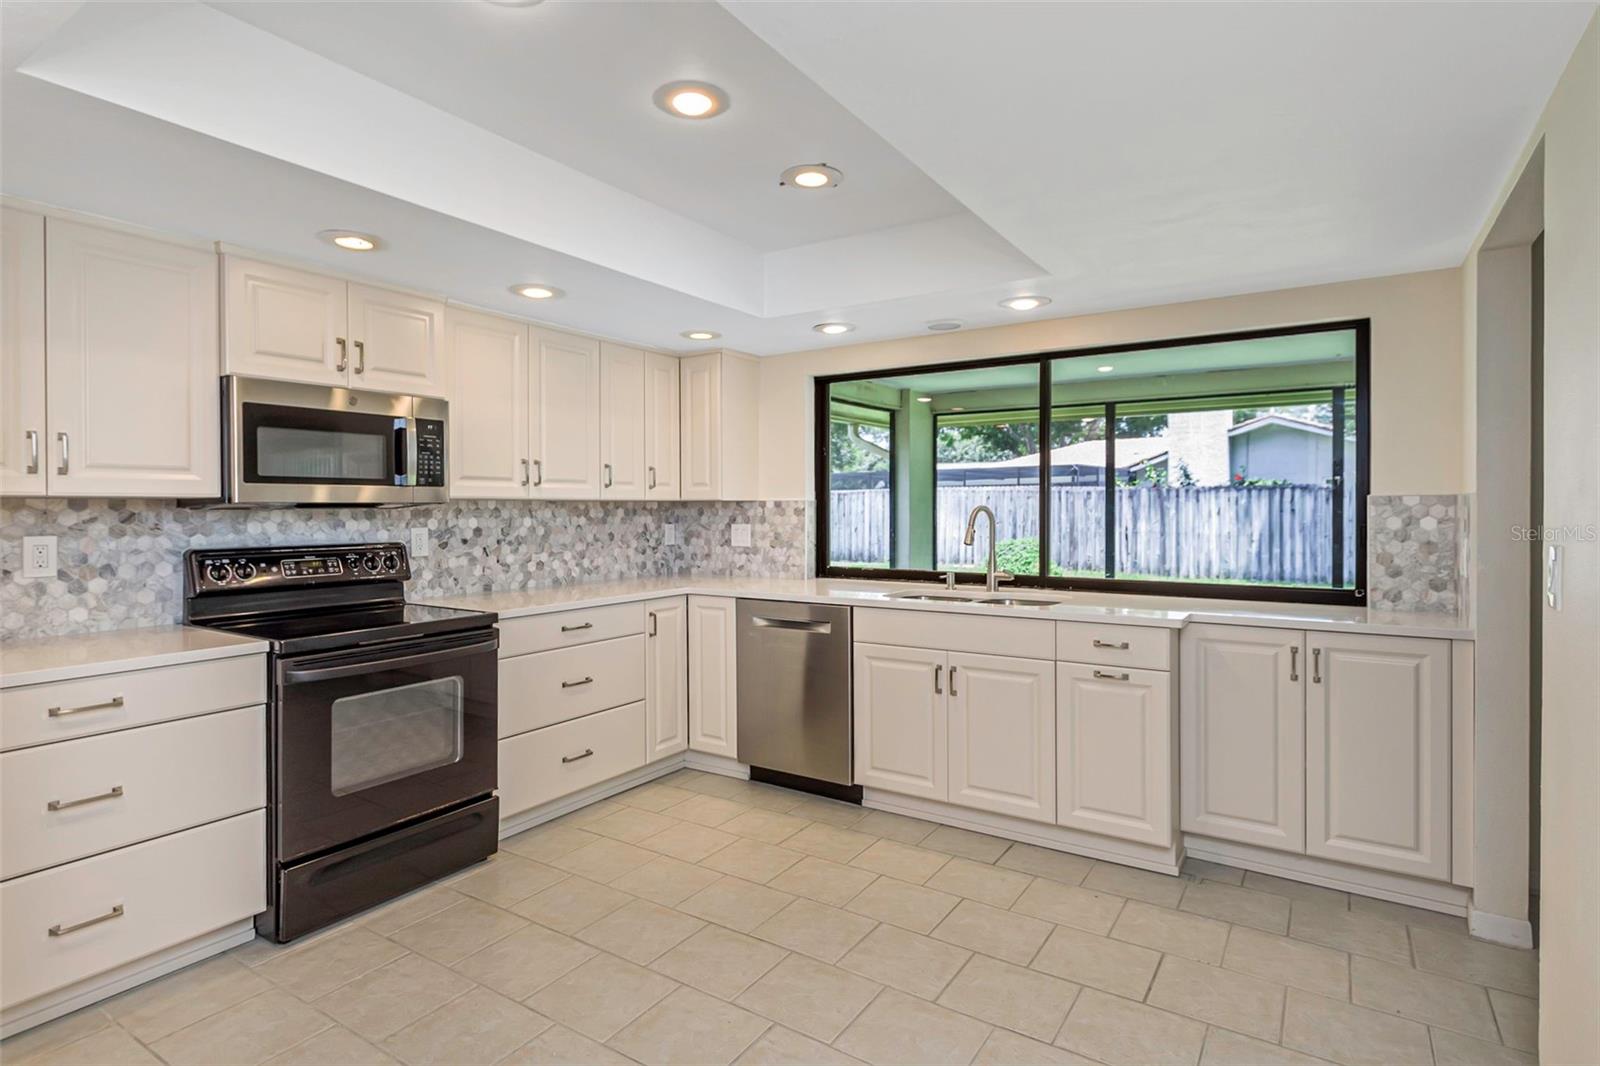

left=916, top=396, right=933, bottom=403
left=780, top=163, right=843, bottom=189
left=511, top=283, right=562, bottom=300
left=653, top=81, right=729, bottom=119
left=1000, top=295, right=1051, bottom=311
left=950, top=406, right=966, bottom=412
left=926, top=320, right=964, bottom=332
left=320, top=230, right=379, bottom=252
left=680, top=330, right=720, bottom=341
left=1097, top=365, right=1115, bottom=373
left=813, top=322, right=855, bottom=335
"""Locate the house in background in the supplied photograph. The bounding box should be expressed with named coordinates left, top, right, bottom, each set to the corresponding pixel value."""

left=1125, top=413, right=1357, bottom=486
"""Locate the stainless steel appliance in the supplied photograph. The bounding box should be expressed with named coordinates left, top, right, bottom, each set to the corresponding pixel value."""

left=736, top=599, right=855, bottom=795
left=217, top=376, right=447, bottom=506
left=184, top=543, right=497, bottom=942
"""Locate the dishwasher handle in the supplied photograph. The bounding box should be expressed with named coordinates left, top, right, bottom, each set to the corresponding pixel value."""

left=750, top=616, right=833, bottom=635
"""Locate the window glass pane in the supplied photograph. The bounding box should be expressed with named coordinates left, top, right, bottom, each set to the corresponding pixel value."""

left=828, top=398, right=893, bottom=568
left=936, top=407, right=1042, bottom=573
left=1045, top=404, right=1109, bottom=577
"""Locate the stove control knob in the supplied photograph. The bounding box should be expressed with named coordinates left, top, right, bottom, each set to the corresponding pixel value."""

left=233, top=560, right=258, bottom=581
left=380, top=551, right=402, bottom=574
left=361, top=552, right=383, bottom=574
left=205, top=561, right=234, bottom=585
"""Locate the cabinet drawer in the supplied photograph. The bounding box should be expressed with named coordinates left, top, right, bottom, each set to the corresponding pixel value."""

left=0, top=810, right=266, bottom=1011
left=499, top=635, right=645, bottom=737
left=498, top=701, right=646, bottom=817
left=498, top=603, right=646, bottom=658
left=854, top=607, right=1054, bottom=660
left=1, top=655, right=266, bottom=752
left=1056, top=621, right=1173, bottom=672
left=1, top=706, right=266, bottom=880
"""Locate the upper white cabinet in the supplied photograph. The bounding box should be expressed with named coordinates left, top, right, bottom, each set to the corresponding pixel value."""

left=687, top=595, right=738, bottom=758
left=599, top=342, right=647, bottom=500
left=645, top=596, right=689, bottom=762
left=222, top=256, right=446, bottom=397
left=949, top=652, right=1055, bottom=823
left=447, top=308, right=530, bottom=500
left=645, top=351, right=681, bottom=499
left=1, top=207, right=46, bottom=496
left=44, top=220, right=220, bottom=498
left=1306, top=633, right=1451, bottom=880
left=531, top=327, right=602, bottom=500
left=854, top=642, right=948, bottom=801
left=1058, top=662, right=1172, bottom=846
left=1180, top=625, right=1306, bottom=852
left=680, top=349, right=759, bottom=500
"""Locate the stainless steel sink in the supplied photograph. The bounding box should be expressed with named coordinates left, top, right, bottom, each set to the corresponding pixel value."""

left=976, top=596, right=1059, bottom=607
left=891, top=592, right=982, bottom=603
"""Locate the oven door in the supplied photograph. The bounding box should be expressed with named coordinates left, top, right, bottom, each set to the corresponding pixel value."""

left=227, top=376, right=418, bottom=505
left=273, top=629, right=498, bottom=862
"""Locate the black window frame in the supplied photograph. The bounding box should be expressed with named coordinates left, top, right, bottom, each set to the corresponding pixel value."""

left=814, top=319, right=1371, bottom=606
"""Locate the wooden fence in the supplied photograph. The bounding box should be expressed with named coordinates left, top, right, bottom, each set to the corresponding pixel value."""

left=830, top=484, right=1356, bottom=585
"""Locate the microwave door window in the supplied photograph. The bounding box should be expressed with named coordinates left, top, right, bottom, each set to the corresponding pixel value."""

left=256, top=426, right=388, bottom=481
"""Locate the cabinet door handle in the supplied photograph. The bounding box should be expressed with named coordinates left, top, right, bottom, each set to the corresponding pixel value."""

left=561, top=748, right=595, bottom=764
left=1093, top=670, right=1130, bottom=682
left=1312, top=648, right=1322, bottom=684
left=49, top=903, right=124, bottom=937
left=934, top=664, right=943, bottom=695
left=648, top=612, right=658, bottom=638
left=949, top=666, right=958, bottom=697
left=25, top=429, right=39, bottom=474
left=648, top=466, right=657, bottom=490
left=335, top=337, right=349, bottom=372
left=353, top=339, right=366, bottom=374
left=47, top=785, right=124, bottom=812
left=48, top=695, right=124, bottom=718
left=56, top=432, right=69, bottom=476
left=532, top=459, right=543, bottom=486
left=1092, top=639, right=1130, bottom=650
left=603, top=463, right=613, bottom=488
left=1289, top=646, right=1300, bottom=682
left=521, top=459, right=530, bottom=487
left=560, top=621, right=593, bottom=633
left=561, top=676, right=594, bottom=688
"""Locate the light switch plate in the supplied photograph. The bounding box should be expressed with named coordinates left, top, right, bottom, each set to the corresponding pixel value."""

left=22, top=536, right=56, bottom=578
left=410, top=528, right=431, bottom=558
left=731, top=523, right=752, bottom=548
left=663, top=522, right=678, bottom=546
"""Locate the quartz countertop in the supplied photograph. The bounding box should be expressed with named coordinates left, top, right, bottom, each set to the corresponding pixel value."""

left=0, top=626, right=269, bottom=689
left=421, top=575, right=1475, bottom=640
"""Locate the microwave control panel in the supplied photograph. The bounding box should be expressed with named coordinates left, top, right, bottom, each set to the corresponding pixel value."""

left=415, top=419, right=445, bottom=488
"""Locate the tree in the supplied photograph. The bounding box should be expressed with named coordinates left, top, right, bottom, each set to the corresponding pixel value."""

left=830, top=420, right=888, bottom=472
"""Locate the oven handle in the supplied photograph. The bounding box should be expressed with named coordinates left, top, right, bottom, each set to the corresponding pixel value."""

left=282, top=635, right=499, bottom=685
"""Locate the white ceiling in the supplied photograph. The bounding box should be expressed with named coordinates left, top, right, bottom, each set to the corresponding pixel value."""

left=1, top=1, right=1592, bottom=355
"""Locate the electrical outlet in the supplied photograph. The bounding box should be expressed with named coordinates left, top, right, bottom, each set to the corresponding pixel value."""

left=22, top=536, right=57, bottom=579
left=409, top=528, right=431, bottom=558
left=731, top=523, right=752, bottom=548
left=663, top=522, right=678, bottom=546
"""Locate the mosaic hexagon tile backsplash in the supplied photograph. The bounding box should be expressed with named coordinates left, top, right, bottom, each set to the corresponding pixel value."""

left=0, top=498, right=810, bottom=639
left=1366, top=493, right=1468, bottom=613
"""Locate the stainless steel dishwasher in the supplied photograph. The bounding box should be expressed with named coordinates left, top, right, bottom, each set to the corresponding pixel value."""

left=736, top=599, right=855, bottom=793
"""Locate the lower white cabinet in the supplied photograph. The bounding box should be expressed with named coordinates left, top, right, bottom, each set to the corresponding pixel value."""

left=853, top=642, right=948, bottom=801
left=948, top=652, right=1055, bottom=823
left=645, top=597, right=689, bottom=761
left=498, top=701, right=647, bottom=817
left=687, top=596, right=738, bottom=758
left=1057, top=663, right=1173, bottom=846
left=1306, top=632, right=1452, bottom=880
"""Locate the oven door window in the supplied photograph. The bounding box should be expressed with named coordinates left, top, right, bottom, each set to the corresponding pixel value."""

left=243, top=402, right=400, bottom=485
left=330, top=676, right=465, bottom=796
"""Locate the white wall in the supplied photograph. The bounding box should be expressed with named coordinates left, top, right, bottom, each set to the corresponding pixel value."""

left=757, top=268, right=1464, bottom=500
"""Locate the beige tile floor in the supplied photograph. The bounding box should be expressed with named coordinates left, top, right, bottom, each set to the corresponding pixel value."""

left=4, top=769, right=1540, bottom=1066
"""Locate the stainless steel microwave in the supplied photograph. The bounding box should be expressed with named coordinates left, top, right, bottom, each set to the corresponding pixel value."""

left=217, top=376, right=447, bottom=505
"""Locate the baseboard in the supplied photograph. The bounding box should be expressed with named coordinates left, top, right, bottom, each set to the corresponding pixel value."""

left=864, top=790, right=1182, bottom=876
left=1184, top=835, right=1470, bottom=916
left=1, top=921, right=256, bottom=1038
left=1468, top=908, right=1535, bottom=949
left=683, top=750, right=750, bottom=779
left=497, top=757, right=685, bottom=838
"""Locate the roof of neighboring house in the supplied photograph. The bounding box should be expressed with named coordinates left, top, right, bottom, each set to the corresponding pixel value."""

left=1227, top=413, right=1333, bottom=438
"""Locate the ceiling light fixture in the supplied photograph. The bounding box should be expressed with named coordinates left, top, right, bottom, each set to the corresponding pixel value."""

left=511, top=283, right=562, bottom=300
left=813, top=322, right=855, bottom=336
left=780, top=163, right=843, bottom=189
left=1000, top=295, right=1051, bottom=312
left=927, top=320, right=964, bottom=332
left=653, top=81, right=729, bottom=119
left=1097, top=365, right=1115, bottom=373
left=916, top=396, right=933, bottom=403
left=680, top=330, right=721, bottom=341
left=320, top=230, right=379, bottom=252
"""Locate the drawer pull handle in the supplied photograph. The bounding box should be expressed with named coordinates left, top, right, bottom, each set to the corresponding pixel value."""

left=560, top=622, right=593, bottom=633
left=49, top=903, right=124, bottom=937
left=47, top=785, right=124, bottom=812
left=562, top=748, right=595, bottom=764
left=1093, top=670, right=1130, bottom=682
left=561, top=676, right=594, bottom=688
left=1092, top=639, right=1130, bottom=650
left=47, top=695, right=125, bottom=718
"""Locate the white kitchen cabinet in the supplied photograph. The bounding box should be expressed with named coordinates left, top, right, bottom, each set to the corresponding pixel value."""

left=599, top=342, right=647, bottom=500
left=687, top=596, right=738, bottom=758
left=1306, top=632, right=1452, bottom=880
left=531, top=327, right=602, bottom=499
left=447, top=308, right=531, bottom=499
left=222, top=256, right=349, bottom=387
left=347, top=283, right=446, bottom=397
left=1, top=207, right=46, bottom=496
left=1058, top=662, right=1173, bottom=846
left=645, top=351, right=681, bottom=499
left=680, top=350, right=759, bottom=500
left=645, top=596, right=689, bottom=762
left=853, top=642, right=948, bottom=801
left=1179, top=624, right=1307, bottom=852
left=45, top=220, right=219, bottom=498
left=948, top=652, right=1055, bottom=823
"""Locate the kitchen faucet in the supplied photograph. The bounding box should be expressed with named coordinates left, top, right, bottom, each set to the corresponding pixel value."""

left=962, top=505, right=1014, bottom=593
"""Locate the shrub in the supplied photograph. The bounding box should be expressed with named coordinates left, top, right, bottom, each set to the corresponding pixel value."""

left=993, top=537, right=1066, bottom=577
